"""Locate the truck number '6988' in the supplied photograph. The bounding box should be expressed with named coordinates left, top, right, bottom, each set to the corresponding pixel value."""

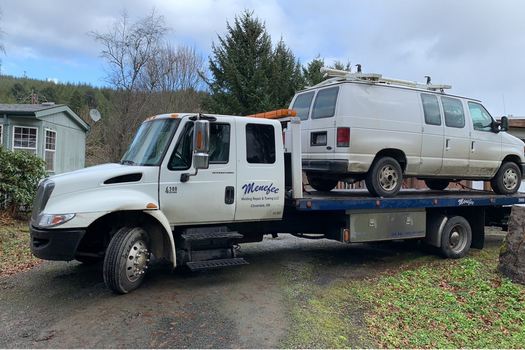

left=165, top=186, right=177, bottom=194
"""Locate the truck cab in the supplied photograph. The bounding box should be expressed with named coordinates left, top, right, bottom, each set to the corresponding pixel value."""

left=30, top=113, right=287, bottom=293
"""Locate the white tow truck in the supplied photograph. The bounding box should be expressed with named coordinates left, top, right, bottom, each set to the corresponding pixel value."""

left=30, top=111, right=525, bottom=293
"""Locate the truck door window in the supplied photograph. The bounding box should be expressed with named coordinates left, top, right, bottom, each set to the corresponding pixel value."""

left=246, top=124, right=275, bottom=164
left=441, top=97, right=465, bottom=128
left=468, top=102, right=493, bottom=132
left=421, top=93, right=441, bottom=125
left=292, top=91, right=315, bottom=120
left=168, top=122, right=231, bottom=170
left=311, top=86, right=339, bottom=119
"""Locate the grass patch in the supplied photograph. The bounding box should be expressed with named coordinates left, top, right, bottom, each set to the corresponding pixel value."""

left=282, top=246, right=525, bottom=348
left=0, top=217, right=41, bottom=276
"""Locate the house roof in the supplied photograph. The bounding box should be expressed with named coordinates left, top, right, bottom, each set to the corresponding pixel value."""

left=0, top=103, right=90, bottom=132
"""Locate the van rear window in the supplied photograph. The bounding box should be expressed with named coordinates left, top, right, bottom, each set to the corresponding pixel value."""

left=421, top=94, right=441, bottom=125
left=312, top=87, right=339, bottom=119
left=441, top=97, right=465, bottom=128
left=292, top=92, right=315, bottom=120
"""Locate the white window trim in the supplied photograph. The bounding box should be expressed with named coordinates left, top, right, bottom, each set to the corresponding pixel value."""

left=12, top=125, right=39, bottom=152
left=0, top=124, right=3, bottom=146
left=44, top=128, right=57, bottom=172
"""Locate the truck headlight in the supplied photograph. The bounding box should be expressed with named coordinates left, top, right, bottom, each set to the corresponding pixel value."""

left=38, top=213, right=76, bottom=228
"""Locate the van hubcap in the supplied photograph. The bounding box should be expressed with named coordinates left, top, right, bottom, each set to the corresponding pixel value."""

left=503, top=169, right=518, bottom=190
left=379, top=165, right=399, bottom=191
left=125, top=240, right=150, bottom=282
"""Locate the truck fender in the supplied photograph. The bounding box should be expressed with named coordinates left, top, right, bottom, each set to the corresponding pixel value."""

left=425, top=213, right=448, bottom=247
left=143, top=210, right=177, bottom=268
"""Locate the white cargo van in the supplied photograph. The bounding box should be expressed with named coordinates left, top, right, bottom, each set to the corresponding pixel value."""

left=289, top=68, right=525, bottom=197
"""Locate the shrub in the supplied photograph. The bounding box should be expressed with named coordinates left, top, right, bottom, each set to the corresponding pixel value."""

left=0, top=146, right=47, bottom=217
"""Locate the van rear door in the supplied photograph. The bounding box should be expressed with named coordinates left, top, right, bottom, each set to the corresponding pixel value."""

left=440, top=97, right=470, bottom=176
left=307, top=86, right=340, bottom=158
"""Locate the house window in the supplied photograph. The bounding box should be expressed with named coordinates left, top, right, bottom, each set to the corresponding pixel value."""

left=13, top=126, right=38, bottom=154
left=45, top=129, right=57, bottom=171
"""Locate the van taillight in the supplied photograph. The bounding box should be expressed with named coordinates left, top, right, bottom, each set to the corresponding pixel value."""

left=337, top=127, right=350, bottom=147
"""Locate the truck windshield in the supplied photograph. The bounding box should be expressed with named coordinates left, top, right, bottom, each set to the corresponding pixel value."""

left=121, top=118, right=180, bottom=166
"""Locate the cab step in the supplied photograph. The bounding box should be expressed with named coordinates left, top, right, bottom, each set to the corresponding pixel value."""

left=181, top=231, right=243, bottom=242
left=186, top=258, right=248, bottom=271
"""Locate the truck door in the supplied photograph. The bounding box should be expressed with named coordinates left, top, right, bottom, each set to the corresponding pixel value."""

left=307, top=86, right=339, bottom=158
left=159, top=118, right=236, bottom=225
left=440, top=96, right=470, bottom=176
left=419, top=93, right=444, bottom=174
left=235, top=118, right=285, bottom=221
left=466, top=101, right=501, bottom=177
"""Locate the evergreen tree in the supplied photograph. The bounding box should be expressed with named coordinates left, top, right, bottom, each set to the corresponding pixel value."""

left=270, top=39, right=304, bottom=109
left=205, top=11, right=277, bottom=115
left=302, top=56, right=325, bottom=87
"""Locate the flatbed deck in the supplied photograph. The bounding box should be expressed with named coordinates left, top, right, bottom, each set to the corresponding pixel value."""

left=292, top=189, right=525, bottom=211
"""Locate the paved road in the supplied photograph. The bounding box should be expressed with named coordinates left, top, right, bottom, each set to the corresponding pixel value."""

left=0, top=233, right=504, bottom=348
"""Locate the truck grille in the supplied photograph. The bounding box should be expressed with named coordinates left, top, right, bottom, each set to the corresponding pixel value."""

left=31, top=179, right=55, bottom=224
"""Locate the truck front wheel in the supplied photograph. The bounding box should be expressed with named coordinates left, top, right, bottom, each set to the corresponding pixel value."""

left=103, top=226, right=151, bottom=294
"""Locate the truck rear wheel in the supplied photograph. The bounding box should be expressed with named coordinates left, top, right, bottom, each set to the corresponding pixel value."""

left=103, top=226, right=151, bottom=294
left=439, top=216, right=472, bottom=259
left=491, top=162, right=521, bottom=194
left=425, top=179, right=449, bottom=191
left=307, top=175, right=338, bottom=192
left=365, top=157, right=403, bottom=197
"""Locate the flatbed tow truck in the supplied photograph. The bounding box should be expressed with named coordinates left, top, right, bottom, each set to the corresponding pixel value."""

left=29, top=111, right=525, bottom=293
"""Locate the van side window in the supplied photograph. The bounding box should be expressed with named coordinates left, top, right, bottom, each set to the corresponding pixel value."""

left=441, top=97, right=465, bottom=128
left=311, top=87, right=339, bottom=119
left=421, top=94, right=441, bottom=125
left=468, top=102, right=493, bottom=132
left=246, top=124, right=275, bottom=164
left=292, top=92, right=315, bottom=120
left=169, top=122, right=231, bottom=170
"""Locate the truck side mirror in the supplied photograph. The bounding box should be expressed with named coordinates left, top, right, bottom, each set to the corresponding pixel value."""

left=500, top=116, right=509, bottom=132
left=181, top=119, right=210, bottom=183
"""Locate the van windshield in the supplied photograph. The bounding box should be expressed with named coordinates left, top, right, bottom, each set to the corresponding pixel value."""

left=121, top=118, right=180, bottom=166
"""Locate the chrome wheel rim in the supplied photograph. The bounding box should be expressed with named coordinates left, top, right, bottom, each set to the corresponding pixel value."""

left=379, top=165, right=399, bottom=191
left=503, top=168, right=518, bottom=191
left=448, top=225, right=467, bottom=253
left=125, top=239, right=150, bottom=282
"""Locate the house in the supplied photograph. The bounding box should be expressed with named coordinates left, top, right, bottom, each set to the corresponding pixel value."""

left=0, top=103, right=89, bottom=174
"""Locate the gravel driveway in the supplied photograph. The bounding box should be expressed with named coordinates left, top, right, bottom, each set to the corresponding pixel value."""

left=0, top=232, right=505, bottom=348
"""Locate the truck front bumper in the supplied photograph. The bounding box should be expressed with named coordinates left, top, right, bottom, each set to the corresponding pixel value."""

left=30, top=226, right=86, bottom=261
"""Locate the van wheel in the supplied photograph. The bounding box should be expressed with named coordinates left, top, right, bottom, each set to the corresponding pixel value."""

left=307, top=175, right=338, bottom=192
left=425, top=179, right=449, bottom=191
left=103, top=226, right=151, bottom=294
left=439, top=216, right=472, bottom=259
left=365, top=157, right=402, bottom=197
left=491, top=162, right=521, bottom=194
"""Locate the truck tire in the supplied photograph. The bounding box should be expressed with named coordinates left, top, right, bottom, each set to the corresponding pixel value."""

left=103, top=226, right=151, bottom=294
left=491, top=162, right=521, bottom=194
left=365, top=157, right=403, bottom=197
left=439, top=216, right=472, bottom=259
left=307, top=175, right=338, bottom=192
left=425, top=179, right=449, bottom=191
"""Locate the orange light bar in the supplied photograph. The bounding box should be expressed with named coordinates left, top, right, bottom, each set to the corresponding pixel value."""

left=247, top=109, right=297, bottom=119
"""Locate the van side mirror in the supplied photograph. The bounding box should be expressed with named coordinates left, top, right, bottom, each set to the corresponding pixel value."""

left=181, top=119, right=210, bottom=183
left=500, top=116, right=509, bottom=132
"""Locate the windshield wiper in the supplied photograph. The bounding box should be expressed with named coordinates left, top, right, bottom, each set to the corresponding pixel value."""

left=121, top=160, right=136, bottom=165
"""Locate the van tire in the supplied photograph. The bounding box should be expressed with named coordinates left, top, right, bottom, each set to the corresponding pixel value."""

left=365, top=157, right=403, bottom=197
left=307, top=175, right=338, bottom=192
left=491, top=162, right=521, bottom=194
left=439, top=216, right=472, bottom=259
left=103, top=226, right=151, bottom=294
left=424, top=179, right=449, bottom=191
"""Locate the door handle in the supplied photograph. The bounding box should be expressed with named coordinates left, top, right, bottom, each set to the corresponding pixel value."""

left=445, top=139, right=451, bottom=150
left=225, top=186, right=234, bottom=205
left=471, top=141, right=475, bottom=152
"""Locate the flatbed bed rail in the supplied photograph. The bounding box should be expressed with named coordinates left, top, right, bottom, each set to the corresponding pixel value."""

left=291, top=190, right=525, bottom=211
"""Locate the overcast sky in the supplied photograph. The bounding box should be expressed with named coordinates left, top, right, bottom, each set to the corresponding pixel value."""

left=1, top=0, right=524, bottom=116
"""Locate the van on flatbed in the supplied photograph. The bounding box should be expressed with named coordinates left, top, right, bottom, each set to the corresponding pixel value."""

left=29, top=112, right=525, bottom=293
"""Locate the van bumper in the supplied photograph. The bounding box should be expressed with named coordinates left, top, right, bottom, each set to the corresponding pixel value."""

left=30, top=226, right=86, bottom=261
left=302, top=159, right=349, bottom=174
